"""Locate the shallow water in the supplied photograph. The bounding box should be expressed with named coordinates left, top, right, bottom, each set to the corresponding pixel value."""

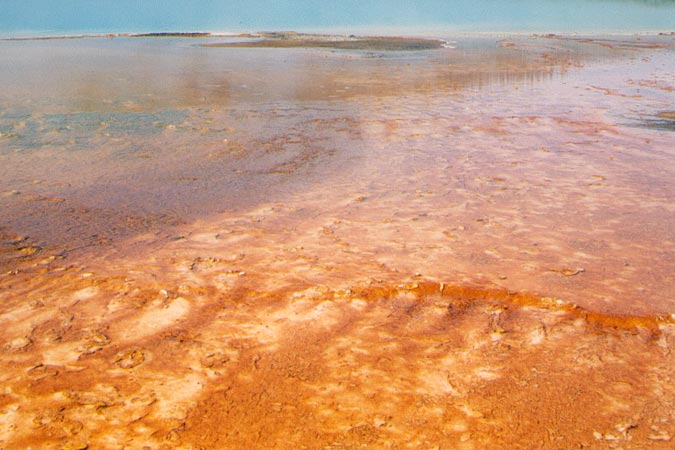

left=1, top=36, right=565, bottom=249
left=1, top=34, right=675, bottom=448
left=1, top=35, right=674, bottom=313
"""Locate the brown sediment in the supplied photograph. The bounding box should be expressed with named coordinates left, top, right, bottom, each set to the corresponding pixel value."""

left=2, top=33, right=675, bottom=449
left=628, top=79, right=675, bottom=92
left=636, top=111, right=675, bottom=131
left=205, top=33, right=446, bottom=51
left=589, top=85, right=642, bottom=98
left=657, top=111, right=675, bottom=120
left=0, top=230, right=45, bottom=270
left=131, top=32, right=212, bottom=38
left=353, top=280, right=675, bottom=331
left=1, top=252, right=674, bottom=449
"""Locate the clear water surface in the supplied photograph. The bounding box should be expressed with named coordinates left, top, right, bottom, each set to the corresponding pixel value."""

left=1, top=0, right=675, bottom=37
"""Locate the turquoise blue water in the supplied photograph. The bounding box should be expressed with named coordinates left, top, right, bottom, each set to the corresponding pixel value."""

left=1, top=0, right=674, bottom=36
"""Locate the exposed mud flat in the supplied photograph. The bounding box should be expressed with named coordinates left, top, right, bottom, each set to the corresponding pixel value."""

left=204, top=32, right=446, bottom=51
left=1, top=34, right=675, bottom=448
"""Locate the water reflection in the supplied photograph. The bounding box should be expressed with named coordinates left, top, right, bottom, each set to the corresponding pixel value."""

left=0, top=36, right=585, bottom=115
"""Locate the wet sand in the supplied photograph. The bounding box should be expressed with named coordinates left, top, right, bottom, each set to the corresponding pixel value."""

left=1, top=34, right=675, bottom=448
